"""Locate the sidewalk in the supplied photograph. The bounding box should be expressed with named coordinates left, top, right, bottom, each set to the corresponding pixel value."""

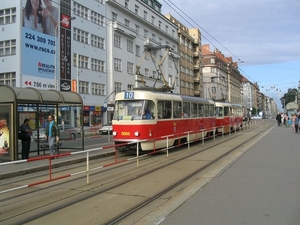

left=156, top=120, right=300, bottom=225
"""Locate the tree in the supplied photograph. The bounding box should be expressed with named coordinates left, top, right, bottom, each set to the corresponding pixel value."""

left=280, top=88, right=298, bottom=109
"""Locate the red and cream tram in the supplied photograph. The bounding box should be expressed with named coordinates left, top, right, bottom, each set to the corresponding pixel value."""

left=215, top=102, right=244, bottom=134
left=112, top=88, right=224, bottom=153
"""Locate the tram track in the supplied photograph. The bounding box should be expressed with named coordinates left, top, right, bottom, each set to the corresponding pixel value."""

left=0, top=122, right=273, bottom=225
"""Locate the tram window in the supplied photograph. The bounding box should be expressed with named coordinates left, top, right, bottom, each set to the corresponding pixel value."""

left=216, top=107, right=223, bottom=117
left=158, top=100, right=171, bottom=119
left=204, top=104, right=209, bottom=117
left=191, top=103, right=197, bottom=118
left=173, top=101, right=182, bottom=118
left=209, top=105, right=214, bottom=117
left=183, top=102, right=190, bottom=118
left=198, top=104, right=204, bottom=117
left=224, top=107, right=230, bottom=116
left=143, top=100, right=155, bottom=119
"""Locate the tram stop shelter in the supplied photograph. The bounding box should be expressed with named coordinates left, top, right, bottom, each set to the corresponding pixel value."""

left=0, top=85, right=84, bottom=161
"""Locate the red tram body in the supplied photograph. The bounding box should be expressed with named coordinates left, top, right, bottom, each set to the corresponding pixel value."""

left=112, top=89, right=243, bottom=153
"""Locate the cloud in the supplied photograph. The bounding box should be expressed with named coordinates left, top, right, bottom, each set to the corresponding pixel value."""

left=162, top=0, right=300, bottom=65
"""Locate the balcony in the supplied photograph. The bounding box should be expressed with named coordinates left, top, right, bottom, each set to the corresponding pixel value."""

left=194, top=64, right=200, bottom=70
left=194, top=77, right=200, bottom=83
left=193, top=52, right=199, bottom=58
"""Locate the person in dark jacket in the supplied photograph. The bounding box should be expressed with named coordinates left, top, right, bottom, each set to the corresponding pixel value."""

left=45, top=115, right=60, bottom=156
left=20, top=118, right=32, bottom=159
left=276, top=112, right=282, bottom=126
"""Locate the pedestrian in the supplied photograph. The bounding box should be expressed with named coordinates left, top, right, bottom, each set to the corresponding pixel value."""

left=20, top=118, right=32, bottom=159
left=45, top=115, right=60, bottom=157
left=276, top=112, right=281, bottom=126
left=294, top=114, right=299, bottom=133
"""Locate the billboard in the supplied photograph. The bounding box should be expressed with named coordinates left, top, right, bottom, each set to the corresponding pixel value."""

left=21, top=0, right=73, bottom=92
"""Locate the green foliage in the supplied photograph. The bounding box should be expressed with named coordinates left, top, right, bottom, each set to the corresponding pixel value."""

left=280, top=88, right=298, bottom=108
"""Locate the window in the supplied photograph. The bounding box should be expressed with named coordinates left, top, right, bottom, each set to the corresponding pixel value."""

left=112, top=12, right=117, bottom=22
left=92, top=82, right=105, bottom=95
left=135, top=5, right=139, bottom=15
left=114, top=34, right=121, bottom=48
left=74, top=2, right=88, bottom=19
left=74, top=54, right=89, bottom=69
left=165, top=25, right=168, bottom=33
left=143, top=11, right=147, bottom=20
left=127, top=40, right=133, bottom=52
left=210, top=58, right=215, bottom=64
left=73, top=28, right=88, bottom=44
left=157, top=100, right=172, bottom=119
left=135, top=45, right=140, bottom=57
left=135, top=25, right=139, bottom=36
left=115, top=82, right=122, bottom=92
left=91, top=34, right=104, bottom=49
left=0, top=7, right=16, bottom=25
left=144, top=29, right=148, bottom=38
left=125, top=0, right=129, bottom=8
left=127, top=62, right=134, bottom=74
left=152, top=34, right=156, bottom=41
left=125, top=19, right=129, bottom=27
left=95, top=0, right=104, bottom=3
left=91, top=58, right=105, bottom=72
left=151, top=16, right=155, bottom=24
left=158, top=21, right=161, bottom=29
left=0, top=39, right=16, bottom=56
left=0, top=72, right=16, bottom=86
left=79, top=81, right=89, bottom=94
left=145, top=68, right=149, bottom=77
left=127, top=84, right=134, bottom=91
left=91, top=11, right=105, bottom=27
left=114, top=58, right=121, bottom=71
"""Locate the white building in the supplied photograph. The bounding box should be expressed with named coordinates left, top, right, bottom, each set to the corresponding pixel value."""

left=0, top=0, right=179, bottom=126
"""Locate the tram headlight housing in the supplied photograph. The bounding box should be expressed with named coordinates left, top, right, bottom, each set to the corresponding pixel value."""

left=134, top=131, right=140, bottom=137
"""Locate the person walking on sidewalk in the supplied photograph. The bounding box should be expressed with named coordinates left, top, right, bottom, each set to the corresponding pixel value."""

left=45, top=115, right=60, bottom=156
left=294, top=113, right=300, bottom=133
left=276, top=112, right=282, bottom=126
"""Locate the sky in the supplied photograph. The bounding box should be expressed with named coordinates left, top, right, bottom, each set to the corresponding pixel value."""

left=161, top=0, right=300, bottom=107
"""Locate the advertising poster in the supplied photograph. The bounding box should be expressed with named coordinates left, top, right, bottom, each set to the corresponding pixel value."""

left=0, top=114, right=10, bottom=157
left=21, top=0, right=60, bottom=89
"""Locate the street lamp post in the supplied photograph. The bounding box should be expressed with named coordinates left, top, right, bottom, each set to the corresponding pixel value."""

left=54, top=17, right=76, bottom=91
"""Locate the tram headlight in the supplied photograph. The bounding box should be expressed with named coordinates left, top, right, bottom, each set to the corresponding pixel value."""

left=113, top=131, right=117, bottom=136
left=134, top=131, right=140, bottom=137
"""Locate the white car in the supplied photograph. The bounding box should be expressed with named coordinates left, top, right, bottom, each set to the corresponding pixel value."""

left=251, top=115, right=262, bottom=120
left=99, top=122, right=112, bottom=135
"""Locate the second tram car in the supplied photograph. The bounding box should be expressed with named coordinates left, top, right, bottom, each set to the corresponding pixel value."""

left=112, top=89, right=243, bottom=153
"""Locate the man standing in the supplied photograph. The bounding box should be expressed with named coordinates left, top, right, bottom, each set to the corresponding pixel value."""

left=20, top=118, right=32, bottom=159
left=45, top=115, right=60, bottom=156
left=276, top=112, right=281, bottom=126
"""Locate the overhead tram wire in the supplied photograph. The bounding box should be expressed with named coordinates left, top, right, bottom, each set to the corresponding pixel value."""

left=163, top=0, right=244, bottom=63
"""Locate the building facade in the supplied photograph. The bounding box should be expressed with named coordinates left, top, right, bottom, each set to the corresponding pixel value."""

left=0, top=0, right=179, bottom=126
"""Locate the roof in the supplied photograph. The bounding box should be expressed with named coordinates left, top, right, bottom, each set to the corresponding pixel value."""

left=0, top=85, right=82, bottom=105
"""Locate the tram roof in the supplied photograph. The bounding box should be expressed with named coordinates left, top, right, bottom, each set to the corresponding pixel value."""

left=116, top=89, right=214, bottom=104
left=0, top=85, right=82, bottom=105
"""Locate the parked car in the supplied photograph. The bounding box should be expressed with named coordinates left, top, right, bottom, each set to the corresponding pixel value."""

left=251, top=115, right=262, bottom=120
left=32, top=124, right=81, bottom=142
left=99, top=122, right=112, bottom=135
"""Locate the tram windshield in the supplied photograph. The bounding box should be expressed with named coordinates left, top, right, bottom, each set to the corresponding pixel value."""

left=114, top=100, right=155, bottom=120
